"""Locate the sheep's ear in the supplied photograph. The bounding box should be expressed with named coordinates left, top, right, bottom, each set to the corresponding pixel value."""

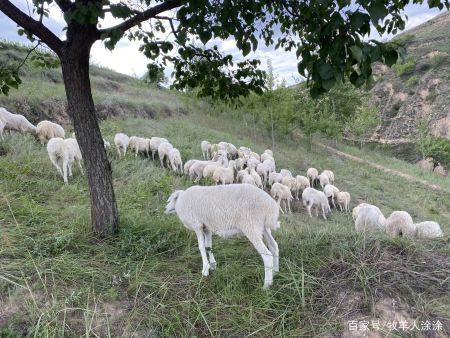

left=167, top=190, right=183, bottom=203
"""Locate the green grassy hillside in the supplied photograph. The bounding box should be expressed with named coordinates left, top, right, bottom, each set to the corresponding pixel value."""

left=1, top=110, right=449, bottom=336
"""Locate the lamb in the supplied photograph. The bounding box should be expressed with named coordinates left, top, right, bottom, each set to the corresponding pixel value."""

left=149, top=137, right=169, bottom=160
left=295, top=175, right=310, bottom=199
left=236, top=169, right=250, bottom=183
left=323, top=184, right=340, bottom=208
left=165, top=184, right=280, bottom=289
left=158, top=142, right=174, bottom=168
left=414, top=221, right=443, bottom=239
left=234, top=157, right=246, bottom=171
left=35, top=120, right=65, bottom=144
left=322, top=170, right=335, bottom=184
left=271, top=182, right=293, bottom=213
left=281, top=176, right=298, bottom=200
left=169, top=148, right=183, bottom=173
left=129, top=136, right=150, bottom=157
left=336, top=191, right=351, bottom=212
left=114, top=133, right=129, bottom=158
left=354, top=205, right=386, bottom=234
left=47, top=137, right=83, bottom=184
left=256, top=162, right=271, bottom=188
left=318, top=172, right=330, bottom=188
left=302, top=187, right=331, bottom=220
left=201, top=140, right=212, bottom=160
left=352, top=203, right=383, bottom=221
left=260, top=152, right=273, bottom=162
left=246, top=157, right=260, bottom=170
left=306, top=167, right=319, bottom=187
left=385, top=211, right=415, bottom=238
left=212, top=160, right=235, bottom=185
left=268, top=172, right=283, bottom=186
left=203, top=162, right=224, bottom=179
left=280, top=169, right=293, bottom=177
left=0, top=107, right=36, bottom=137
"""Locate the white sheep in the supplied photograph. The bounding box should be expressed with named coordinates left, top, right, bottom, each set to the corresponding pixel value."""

left=47, top=137, right=83, bottom=184
left=260, top=152, right=273, bottom=162
left=0, top=107, right=36, bottom=138
left=354, top=206, right=386, bottom=234
left=35, top=120, right=65, bottom=144
left=246, top=157, right=260, bottom=171
left=385, top=211, right=415, bottom=238
left=241, top=173, right=256, bottom=186
left=158, top=142, right=174, bottom=168
left=189, top=160, right=213, bottom=181
left=169, top=148, right=183, bottom=173
left=249, top=168, right=263, bottom=189
left=322, top=170, right=335, bottom=184
left=306, top=167, right=319, bottom=187
left=201, top=140, right=212, bottom=160
left=336, top=191, right=351, bottom=212
left=238, top=146, right=252, bottom=158
left=263, top=149, right=273, bottom=157
left=318, top=172, right=330, bottom=188
left=281, top=176, right=298, bottom=200
left=184, top=159, right=196, bottom=175
left=280, top=169, right=293, bottom=177
left=414, top=221, right=443, bottom=239
left=295, top=175, right=310, bottom=199
left=352, top=203, right=383, bottom=221
left=218, top=142, right=238, bottom=159
left=234, top=157, right=246, bottom=171
left=271, top=182, right=293, bottom=213
left=165, top=184, right=280, bottom=289
left=212, top=160, right=235, bottom=185
left=236, top=168, right=250, bottom=183
left=149, top=137, right=169, bottom=160
left=302, top=187, right=331, bottom=220
left=323, top=184, right=340, bottom=208
left=268, top=172, right=283, bottom=187
left=129, top=136, right=150, bottom=157
left=114, top=133, right=129, bottom=158
left=103, top=139, right=111, bottom=150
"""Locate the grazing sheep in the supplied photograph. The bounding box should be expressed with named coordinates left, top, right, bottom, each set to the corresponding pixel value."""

left=336, top=191, right=351, bottom=212
left=35, top=120, right=65, bottom=144
left=414, top=221, right=443, bottom=239
left=268, top=172, right=283, bottom=186
left=302, top=187, right=331, bottom=220
left=352, top=203, right=383, bottom=221
left=184, top=159, right=196, bottom=175
left=169, top=148, right=183, bottom=173
left=322, top=170, right=335, bottom=184
left=212, top=161, right=235, bottom=185
left=263, top=149, right=273, bottom=157
left=158, top=142, right=174, bottom=168
left=0, top=107, right=36, bottom=137
left=238, top=146, right=252, bottom=158
left=236, top=169, right=250, bottom=183
left=234, top=157, right=246, bottom=171
left=165, top=184, right=280, bottom=289
left=260, top=152, right=273, bottom=162
left=47, top=137, right=83, bottom=184
left=241, top=173, right=256, bottom=186
left=385, top=211, right=415, bottom=238
left=295, top=175, right=310, bottom=199
left=306, top=167, right=319, bottom=187
left=189, top=160, right=213, bottom=181
left=114, top=133, right=129, bottom=158
left=249, top=168, right=263, bottom=189
left=149, top=137, right=169, bottom=160
left=354, top=206, right=386, bottom=234
left=250, top=152, right=260, bottom=161
left=218, top=142, right=238, bottom=159
left=129, top=136, right=150, bottom=157
left=203, top=162, right=224, bottom=179
left=281, top=176, right=298, bottom=200
left=256, top=162, right=271, bottom=188
left=246, top=157, right=260, bottom=170
left=271, top=182, right=293, bottom=213
left=323, top=184, right=340, bottom=208
left=318, top=172, right=330, bottom=188
left=201, top=140, right=212, bottom=160
left=280, top=169, right=293, bottom=177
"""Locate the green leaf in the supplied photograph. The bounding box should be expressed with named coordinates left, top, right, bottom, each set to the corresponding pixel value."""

left=317, top=62, right=333, bottom=80
left=367, top=3, right=388, bottom=24
left=349, top=45, right=363, bottom=62
left=384, top=49, right=398, bottom=67
left=242, top=41, right=251, bottom=56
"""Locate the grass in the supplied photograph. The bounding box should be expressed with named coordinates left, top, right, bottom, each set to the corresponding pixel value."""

left=1, top=112, right=450, bottom=337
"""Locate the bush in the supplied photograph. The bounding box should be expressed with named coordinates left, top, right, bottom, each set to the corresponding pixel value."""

left=430, top=52, right=446, bottom=68
left=392, top=55, right=415, bottom=76
left=406, top=75, right=419, bottom=87
left=393, top=34, right=415, bottom=47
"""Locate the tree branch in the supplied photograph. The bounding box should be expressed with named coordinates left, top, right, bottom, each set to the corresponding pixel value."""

left=99, top=0, right=181, bottom=37
left=15, top=40, right=41, bottom=71
left=0, top=0, right=63, bottom=55
left=54, top=0, right=73, bottom=13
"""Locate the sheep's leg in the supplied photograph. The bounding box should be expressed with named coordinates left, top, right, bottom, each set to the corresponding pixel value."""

left=67, top=161, right=73, bottom=177
left=315, top=206, right=319, bottom=217
left=307, top=204, right=312, bottom=218
left=331, top=197, right=336, bottom=209
left=49, top=156, right=63, bottom=177
left=160, top=157, right=164, bottom=168
left=322, top=205, right=327, bottom=220
left=204, top=229, right=216, bottom=270
left=247, top=234, right=273, bottom=289
left=135, top=148, right=138, bottom=158
left=263, top=228, right=279, bottom=274
left=62, top=159, right=69, bottom=184
left=194, top=229, right=210, bottom=276
left=287, top=199, right=292, bottom=213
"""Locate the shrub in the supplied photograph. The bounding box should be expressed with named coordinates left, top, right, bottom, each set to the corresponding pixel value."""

left=430, top=52, right=446, bottom=68
left=406, top=75, right=419, bottom=87
left=392, top=55, right=415, bottom=76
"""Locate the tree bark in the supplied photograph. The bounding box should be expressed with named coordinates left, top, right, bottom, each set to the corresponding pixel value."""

left=60, top=43, right=119, bottom=236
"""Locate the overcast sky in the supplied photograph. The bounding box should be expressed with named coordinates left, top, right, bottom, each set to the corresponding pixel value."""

left=0, top=1, right=444, bottom=84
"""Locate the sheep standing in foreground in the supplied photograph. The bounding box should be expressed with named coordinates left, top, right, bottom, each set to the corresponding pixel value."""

left=35, top=120, right=65, bottom=144
left=414, top=221, right=443, bottom=239
left=129, top=136, right=150, bottom=157
left=158, top=142, right=174, bottom=168
left=302, top=187, right=331, bottom=220
left=354, top=205, right=386, bottom=234
left=323, top=184, right=340, bottom=208
left=114, top=133, right=129, bottom=158
left=0, top=107, right=36, bottom=137
left=306, top=167, right=319, bottom=187
left=385, top=211, right=415, bottom=238
left=169, top=148, right=183, bottom=174
left=47, top=137, right=83, bottom=184
left=201, top=140, right=212, bottom=160
left=165, top=184, right=281, bottom=289
left=336, top=191, right=351, bottom=212
left=271, top=182, right=293, bottom=213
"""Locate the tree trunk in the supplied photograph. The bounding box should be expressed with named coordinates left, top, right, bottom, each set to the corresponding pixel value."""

left=60, top=44, right=119, bottom=236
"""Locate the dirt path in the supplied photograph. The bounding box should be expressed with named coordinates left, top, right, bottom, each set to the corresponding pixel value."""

left=317, top=143, right=450, bottom=194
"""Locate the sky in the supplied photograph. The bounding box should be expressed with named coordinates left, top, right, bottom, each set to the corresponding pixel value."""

left=0, top=1, right=444, bottom=84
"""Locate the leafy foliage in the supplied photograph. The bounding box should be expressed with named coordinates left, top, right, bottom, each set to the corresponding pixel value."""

left=0, top=64, right=21, bottom=95
left=392, top=55, right=416, bottom=75
left=422, top=136, right=450, bottom=170
left=344, top=104, right=379, bottom=148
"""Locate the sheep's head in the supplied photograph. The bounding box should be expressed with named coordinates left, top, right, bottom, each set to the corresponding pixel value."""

left=165, top=190, right=183, bottom=214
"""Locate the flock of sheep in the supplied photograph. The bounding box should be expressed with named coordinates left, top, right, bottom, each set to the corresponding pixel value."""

left=0, top=107, right=445, bottom=289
